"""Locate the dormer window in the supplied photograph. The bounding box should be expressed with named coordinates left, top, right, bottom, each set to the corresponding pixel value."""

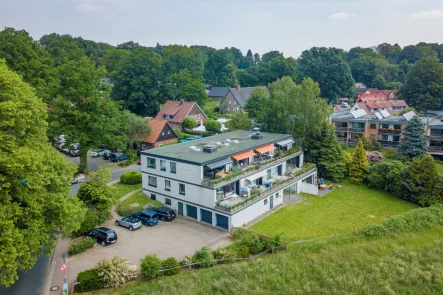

left=163, top=114, right=174, bottom=120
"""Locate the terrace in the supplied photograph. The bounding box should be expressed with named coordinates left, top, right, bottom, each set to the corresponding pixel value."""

left=378, top=128, right=401, bottom=134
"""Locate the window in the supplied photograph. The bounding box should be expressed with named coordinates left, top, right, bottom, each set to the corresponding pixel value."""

left=168, top=131, right=171, bottom=134
left=147, top=157, right=156, bottom=168
left=170, top=162, right=176, bottom=174
left=179, top=183, right=185, bottom=195
left=165, top=180, right=171, bottom=191
left=381, top=124, right=389, bottom=129
left=370, top=124, right=376, bottom=129
left=148, top=176, right=157, bottom=187
left=160, top=160, right=166, bottom=171
left=142, top=143, right=147, bottom=149
left=151, top=194, right=156, bottom=200
left=165, top=198, right=171, bottom=205
left=264, top=199, right=268, bottom=205
left=196, top=114, right=200, bottom=119
left=276, top=193, right=280, bottom=198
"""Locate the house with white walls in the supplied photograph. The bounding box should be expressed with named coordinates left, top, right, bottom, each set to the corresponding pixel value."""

left=140, top=130, right=318, bottom=230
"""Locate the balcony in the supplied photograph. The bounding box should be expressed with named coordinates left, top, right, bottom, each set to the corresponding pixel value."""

left=349, top=127, right=365, bottom=133
left=378, top=140, right=399, bottom=147
left=202, top=147, right=302, bottom=188
left=378, top=128, right=401, bottom=134
left=334, top=126, right=348, bottom=131
left=348, top=139, right=358, bottom=146
left=215, top=164, right=317, bottom=213
left=428, top=146, right=443, bottom=152
left=337, top=137, right=347, bottom=142
left=428, top=134, right=443, bottom=140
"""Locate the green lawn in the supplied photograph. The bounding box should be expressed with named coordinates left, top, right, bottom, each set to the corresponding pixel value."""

left=250, top=181, right=417, bottom=241
left=110, top=183, right=142, bottom=202
left=117, top=191, right=162, bottom=213
left=100, top=226, right=443, bottom=295
left=435, top=161, right=443, bottom=175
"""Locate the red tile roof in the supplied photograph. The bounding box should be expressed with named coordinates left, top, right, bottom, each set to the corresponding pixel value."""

left=143, top=119, right=175, bottom=143
left=155, top=100, right=206, bottom=124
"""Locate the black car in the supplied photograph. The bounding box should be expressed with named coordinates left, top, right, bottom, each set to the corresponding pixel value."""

left=152, top=207, right=176, bottom=221
left=86, top=227, right=118, bottom=246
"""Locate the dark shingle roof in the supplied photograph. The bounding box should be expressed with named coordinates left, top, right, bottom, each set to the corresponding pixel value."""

left=208, top=87, right=229, bottom=97
left=230, top=86, right=267, bottom=108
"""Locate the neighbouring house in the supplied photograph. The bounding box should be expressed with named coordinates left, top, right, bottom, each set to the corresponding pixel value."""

left=155, top=99, right=208, bottom=131
left=140, top=130, right=318, bottom=230
left=355, top=82, right=368, bottom=92
left=208, top=87, right=230, bottom=100
left=425, top=117, right=443, bottom=156
left=222, top=86, right=268, bottom=114
left=138, top=119, right=179, bottom=150
left=351, top=89, right=407, bottom=115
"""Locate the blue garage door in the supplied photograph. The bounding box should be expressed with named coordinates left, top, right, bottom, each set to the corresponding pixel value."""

left=186, top=204, right=197, bottom=219
left=200, top=209, right=213, bottom=224
left=216, top=214, right=229, bottom=230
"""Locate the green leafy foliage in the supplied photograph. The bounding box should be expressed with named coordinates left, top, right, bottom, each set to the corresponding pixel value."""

left=0, top=59, right=86, bottom=286
left=68, top=237, right=96, bottom=255
left=182, top=117, right=198, bottom=130
left=141, top=254, right=162, bottom=279
left=360, top=135, right=383, bottom=152
left=245, top=87, right=269, bottom=118
left=349, top=139, right=369, bottom=183
left=364, top=161, right=406, bottom=197
left=75, top=268, right=104, bottom=292
left=120, top=171, right=142, bottom=185
left=192, top=247, right=214, bottom=268
left=225, top=110, right=252, bottom=131
left=204, top=118, right=221, bottom=133
left=96, top=257, right=138, bottom=288
left=397, top=116, right=428, bottom=159
left=75, top=209, right=99, bottom=236
left=234, top=233, right=265, bottom=255
left=363, top=205, right=443, bottom=237
left=161, top=257, right=180, bottom=276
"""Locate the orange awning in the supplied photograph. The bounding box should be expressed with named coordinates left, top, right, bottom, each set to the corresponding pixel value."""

left=232, top=150, right=254, bottom=161
left=255, top=144, right=276, bottom=154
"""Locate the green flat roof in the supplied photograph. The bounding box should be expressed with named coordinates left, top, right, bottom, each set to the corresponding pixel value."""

left=141, top=130, right=292, bottom=165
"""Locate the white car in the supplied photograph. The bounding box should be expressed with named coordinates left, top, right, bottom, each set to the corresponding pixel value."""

left=70, top=174, right=86, bottom=185
left=91, top=149, right=110, bottom=157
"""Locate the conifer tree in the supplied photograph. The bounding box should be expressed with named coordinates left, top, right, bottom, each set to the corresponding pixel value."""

left=349, top=138, right=369, bottom=183
left=397, top=116, right=427, bottom=159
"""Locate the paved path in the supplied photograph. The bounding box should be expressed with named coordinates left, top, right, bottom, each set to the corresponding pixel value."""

left=110, top=188, right=142, bottom=219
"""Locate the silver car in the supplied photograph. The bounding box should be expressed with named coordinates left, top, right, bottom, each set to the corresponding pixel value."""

left=115, top=216, right=142, bottom=231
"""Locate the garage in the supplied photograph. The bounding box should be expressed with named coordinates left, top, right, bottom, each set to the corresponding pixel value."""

left=186, top=204, right=197, bottom=219
left=216, top=213, right=229, bottom=230
left=200, top=209, right=213, bottom=224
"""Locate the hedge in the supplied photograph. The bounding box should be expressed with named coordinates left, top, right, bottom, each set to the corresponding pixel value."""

left=75, top=268, right=104, bottom=292
left=140, top=254, right=162, bottom=279
left=120, top=171, right=142, bottom=185
left=68, top=237, right=96, bottom=255
left=363, top=205, right=443, bottom=237
left=161, top=257, right=180, bottom=276
left=116, top=206, right=141, bottom=217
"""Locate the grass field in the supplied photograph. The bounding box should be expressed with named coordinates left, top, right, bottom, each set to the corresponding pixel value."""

left=117, top=191, right=162, bottom=212
left=99, top=226, right=443, bottom=295
left=250, top=181, right=417, bottom=241
left=110, top=183, right=142, bottom=201
left=435, top=161, right=443, bottom=175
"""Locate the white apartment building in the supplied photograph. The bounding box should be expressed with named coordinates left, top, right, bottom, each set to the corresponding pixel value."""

left=140, top=130, right=318, bottom=230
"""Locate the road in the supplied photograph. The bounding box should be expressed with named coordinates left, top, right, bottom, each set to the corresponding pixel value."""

left=0, top=154, right=140, bottom=295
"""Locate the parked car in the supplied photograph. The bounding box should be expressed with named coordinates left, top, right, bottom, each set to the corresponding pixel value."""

left=90, top=149, right=104, bottom=157
left=110, top=152, right=128, bottom=162
left=70, top=174, right=86, bottom=185
left=61, top=143, right=80, bottom=157
left=103, top=151, right=113, bottom=160
left=152, top=207, right=176, bottom=221
left=86, top=227, right=118, bottom=246
left=115, top=216, right=142, bottom=231
left=137, top=158, right=141, bottom=165
left=131, top=210, right=159, bottom=226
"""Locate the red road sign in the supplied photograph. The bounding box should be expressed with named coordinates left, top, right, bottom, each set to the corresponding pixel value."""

left=59, top=263, right=68, bottom=272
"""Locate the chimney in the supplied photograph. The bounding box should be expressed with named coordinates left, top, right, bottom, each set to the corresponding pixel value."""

left=180, top=99, right=184, bottom=106
left=236, top=85, right=240, bottom=91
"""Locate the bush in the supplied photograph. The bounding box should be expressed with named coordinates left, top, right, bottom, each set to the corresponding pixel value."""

left=118, top=161, right=132, bottom=167
left=120, top=171, right=142, bottom=185
left=231, top=228, right=250, bottom=240
left=235, top=233, right=265, bottom=255
left=384, top=149, right=398, bottom=160
left=363, top=205, right=443, bottom=237
left=74, top=210, right=99, bottom=236
left=229, top=244, right=250, bottom=258
left=96, top=257, right=138, bottom=288
left=68, top=237, right=96, bottom=255
left=366, top=151, right=383, bottom=163
left=161, top=257, right=180, bottom=276
left=116, top=205, right=140, bottom=217
left=204, top=119, right=221, bottom=133
left=192, top=246, right=214, bottom=268
left=183, top=117, right=198, bottom=130
left=76, top=268, right=104, bottom=292
left=126, top=149, right=137, bottom=161
left=141, top=254, right=162, bottom=279
left=179, top=255, right=192, bottom=267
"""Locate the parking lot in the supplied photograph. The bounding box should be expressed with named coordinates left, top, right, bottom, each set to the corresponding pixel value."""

left=67, top=216, right=231, bottom=286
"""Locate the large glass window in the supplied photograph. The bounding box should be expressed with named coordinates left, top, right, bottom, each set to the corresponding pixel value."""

left=148, top=176, right=157, bottom=187
left=370, top=124, right=376, bottom=129
left=147, top=158, right=156, bottom=168
left=160, top=160, right=166, bottom=171
left=179, top=183, right=185, bottom=195
left=170, top=162, right=176, bottom=174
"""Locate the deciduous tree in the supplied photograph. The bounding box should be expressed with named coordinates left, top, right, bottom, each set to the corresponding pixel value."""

left=225, top=110, right=252, bottom=131
left=245, top=87, right=269, bottom=118
left=204, top=119, right=221, bottom=133
left=0, top=60, right=86, bottom=286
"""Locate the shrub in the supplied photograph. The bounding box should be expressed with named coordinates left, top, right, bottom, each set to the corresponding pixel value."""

left=179, top=255, right=192, bottom=267
left=204, top=119, right=221, bottom=133
left=384, top=149, right=398, bottom=160
left=231, top=228, right=250, bottom=240
left=192, top=246, right=214, bottom=268
left=363, top=205, right=443, bottom=237
left=74, top=210, right=99, bottom=236
left=235, top=233, right=265, bottom=255
left=76, top=268, right=104, bottom=292
left=366, top=151, right=383, bottom=163
left=116, top=205, right=140, bottom=217
left=141, top=254, right=162, bottom=279
left=229, top=244, right=250, bottom=258
left=161, top=257, right=180, bottom=276
left=126, top=149, right=137, bottom=161
left=120, top=171, right=142, bottom=185
left=96, top=257, right=138, bottom=288
left=183, top=117, right=198, bottom=130
left=68, top=237, right=96, bottom=255
left=118, top=161, right=132, bottom=167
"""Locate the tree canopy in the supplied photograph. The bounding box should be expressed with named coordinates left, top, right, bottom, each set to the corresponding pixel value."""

left=397, top=115, right=427, bottom=159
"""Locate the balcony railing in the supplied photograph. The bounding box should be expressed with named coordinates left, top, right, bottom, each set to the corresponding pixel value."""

left=334, top=126, right=348, bottom=131
left=349, top=127, right=365, bottom=132
left=378, top=140, right=399, bottom=147
left=348, top=139, right=358, bottom=146
left=215, top=164, right=317, bottom=213
left=378, top=128, right=401, bottom=134
left=337, top=137, right=347, bottom=141
left=428, top=134, right=443, bottom=140
left=428, top=146, right=443, bottom=151
left=202, top=147, right=302, bottom=188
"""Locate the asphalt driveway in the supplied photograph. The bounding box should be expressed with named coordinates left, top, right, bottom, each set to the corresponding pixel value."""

left=67, top=217, right=231, bottom=286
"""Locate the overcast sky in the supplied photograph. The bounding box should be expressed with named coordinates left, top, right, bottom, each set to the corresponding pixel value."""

left=2, top=0, right=443, bottom=57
